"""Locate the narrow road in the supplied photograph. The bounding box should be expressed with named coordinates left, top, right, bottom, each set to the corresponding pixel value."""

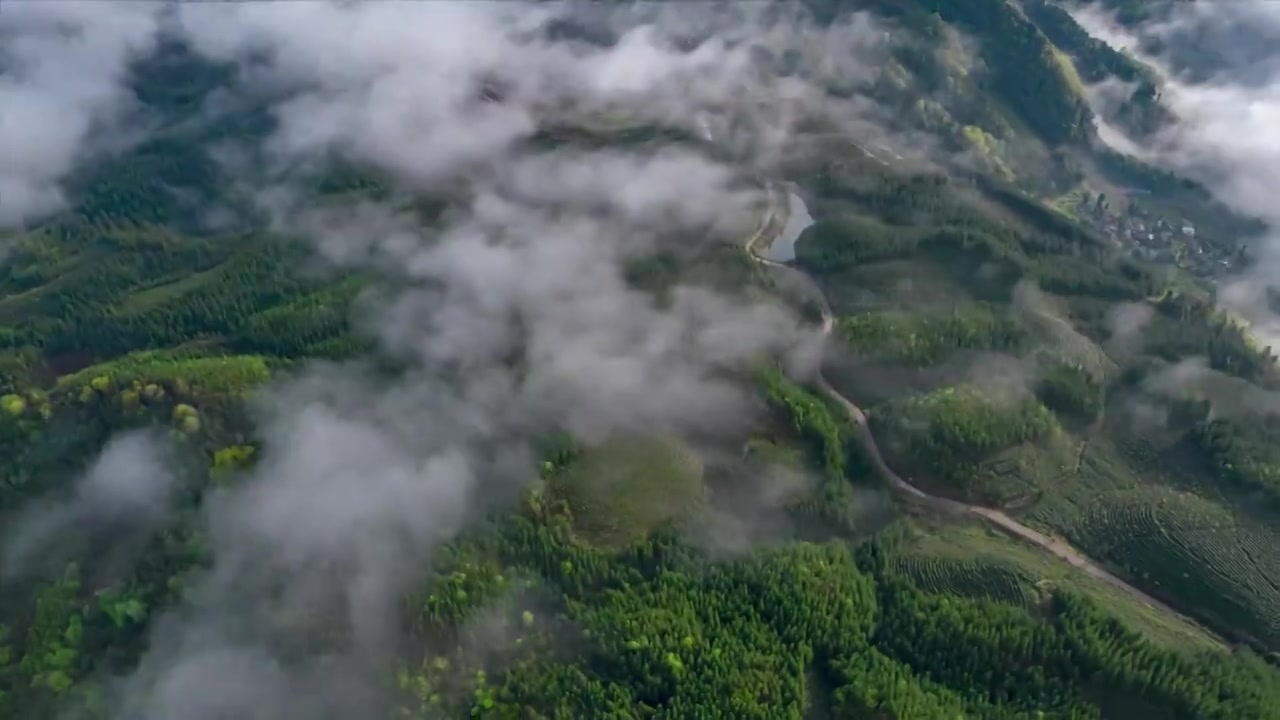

left=744, top=185, right=1224, bottom=645
left=546, top=103, right=1220, bottom=642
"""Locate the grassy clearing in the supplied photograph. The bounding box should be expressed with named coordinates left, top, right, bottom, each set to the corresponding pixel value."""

left=117, top=262, right=228, bottom=315
left=550, top=435, right=706, bottom=551
left=960, top=125, right=1015, bottom=181
left=1049, top=47, right=1088, bottom=100
left=837, top=304, right=1023, bottom=366
left=1048, top=186, right=1090, bottom=219
left=56, top=351, right=271, bottom=398
left=967, top=431, right=1078, bottom=508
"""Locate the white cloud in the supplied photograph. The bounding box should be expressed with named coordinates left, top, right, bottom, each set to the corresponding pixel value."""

left=0, top=2, right=160, bottom=227
left=0, top=4, right=887, bottom=716
left=2, top=431, right=176, bottom=580
left=1073, top=2, right=1280, bottom=343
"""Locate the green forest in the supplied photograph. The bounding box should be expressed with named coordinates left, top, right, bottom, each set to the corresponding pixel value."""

left=3, top=0, right=1280, bottom=718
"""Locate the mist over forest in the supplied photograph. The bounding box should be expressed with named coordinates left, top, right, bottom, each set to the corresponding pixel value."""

left=2, top=1, right=1280, bottom=718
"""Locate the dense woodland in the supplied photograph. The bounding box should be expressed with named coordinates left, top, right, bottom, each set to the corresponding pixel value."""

left=3, top=1, right=1280, bottom=718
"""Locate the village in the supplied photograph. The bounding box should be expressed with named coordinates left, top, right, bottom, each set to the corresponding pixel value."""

left=1069, top=189, right=1246, bottom=278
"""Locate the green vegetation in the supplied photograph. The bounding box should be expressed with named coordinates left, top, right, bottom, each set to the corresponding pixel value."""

left=760, top=368, right=850, bottom=484
left=1142, top=292, right=1279, bottom=385
left=55, top=352, right=271, bottom=399
left=800, top=172, right=1154, bottom=308
left=1072, top=490, right=1280, bottom=649
left=1192, top=417, right=1280, bottom=510
left=801, top=157, right=1280, bottom=656
left=897, top=520, right=1223, bottom=653
left=838, top=304, right=1023, bottom=365
left=924, top=0, right=1093, bottom=146
left=797, top=130, right=1280, bottom=670
left=758, top=368, right=872, bottom=533
left=1021, top=0, right=1172, bottom=137
left=1035, top=361, right=1103, bottom=423
left=549, top=436, right=706, bottom=551
left=889, top=552, right=1036, bottom=607
left=390, top=513, right=1280, bottom=719
left=810, top=0, right=1094, bottom=148
left=794, top=214, right=925, bottom=271
left=0, top=222, right=366, bottom=365
left=875, top=384, right=1057, bottom=494
left=5, top=5, right=1280, bottom=719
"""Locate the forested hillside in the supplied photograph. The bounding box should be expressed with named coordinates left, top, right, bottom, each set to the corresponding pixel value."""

left=2, top=1, right=1280, bottom=719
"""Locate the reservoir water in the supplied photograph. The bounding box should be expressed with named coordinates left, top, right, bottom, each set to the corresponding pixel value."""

left=764, top=191, right=814, bottom=264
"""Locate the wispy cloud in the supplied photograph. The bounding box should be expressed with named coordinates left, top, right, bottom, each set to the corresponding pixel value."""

left=66, top=3, right=887, bottom=717
left=0, top=2, right=161, bottom=228
left=1072, top=1, right=1280, bottom=343
left=3, top=431, right=176, bottom=582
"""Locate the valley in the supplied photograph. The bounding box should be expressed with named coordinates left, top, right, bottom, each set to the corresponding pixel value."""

left=1, top=1, right=1280, bottom=718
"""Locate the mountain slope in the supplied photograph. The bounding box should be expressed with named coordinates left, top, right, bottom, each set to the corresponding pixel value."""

left=2, top=3, right=1280, bottom=718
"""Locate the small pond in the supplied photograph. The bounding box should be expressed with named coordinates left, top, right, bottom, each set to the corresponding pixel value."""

left=762, top=191, right=814, bottom=264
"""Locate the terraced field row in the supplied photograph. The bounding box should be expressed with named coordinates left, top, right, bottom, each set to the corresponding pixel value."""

left=890, top=554, right=1037, bottom=607
left=1019, top=442, right=1143, bottom=533
left=1074, top=491, right=1280, bottom=646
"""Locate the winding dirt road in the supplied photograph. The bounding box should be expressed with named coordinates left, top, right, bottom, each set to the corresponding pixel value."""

left=745, top=185, right=1224, bottom=644
left=547, top=105, right=1219, bottom=641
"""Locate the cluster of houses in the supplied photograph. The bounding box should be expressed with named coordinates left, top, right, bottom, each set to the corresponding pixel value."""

left=1075, top=192, right=1239, bottom=276
left=1102, top=215, right=1195, bottom=250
